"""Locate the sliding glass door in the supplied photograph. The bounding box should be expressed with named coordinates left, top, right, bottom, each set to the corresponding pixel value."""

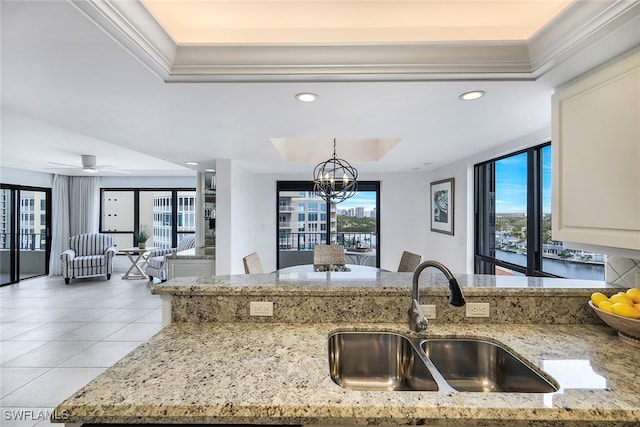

left=0, top=188, right=14, bottom=285
left=1, top=185, right=51, bottom=286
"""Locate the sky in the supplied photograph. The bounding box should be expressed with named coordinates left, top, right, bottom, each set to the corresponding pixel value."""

left=337, top=191, right=377, bottom=212
left=495, top=145, right=552, bottom=214
left=333, top=145, right=553, bottom=215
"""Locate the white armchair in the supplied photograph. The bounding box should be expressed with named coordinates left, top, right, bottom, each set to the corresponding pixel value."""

left=61, top=233, right=116, bottom=285
left=146, top=235, right=196, bottom=282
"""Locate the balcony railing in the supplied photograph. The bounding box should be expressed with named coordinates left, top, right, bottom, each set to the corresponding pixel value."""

left=278, top=231, right=376, bottom=251
left=0, top=233, right=47, bottom=250
left=278, top=206, right=296, bottom=212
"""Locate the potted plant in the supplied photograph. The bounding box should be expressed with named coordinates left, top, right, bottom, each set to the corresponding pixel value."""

left=134, top=225, right=152, bottom=249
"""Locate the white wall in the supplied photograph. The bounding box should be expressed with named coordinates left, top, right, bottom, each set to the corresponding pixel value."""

left=229, top=162, right=258, bottom=274
left=99, top=175, right=195, bottom=188
left=0, top=167, right=53, bottom=187
left=0, top=169, right=196, bottom=190
left=377, top=172, right=430, bottom=271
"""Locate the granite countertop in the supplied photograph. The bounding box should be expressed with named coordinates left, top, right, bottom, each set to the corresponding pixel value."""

left=55, top=321, right=640, bottom=426
left=152, top=272, right=624, bottom=296
left=166, top=246, right=215, bottom=260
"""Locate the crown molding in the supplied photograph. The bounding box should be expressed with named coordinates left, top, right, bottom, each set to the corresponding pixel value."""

left=528, top=0, right=640, bottom=78
left=169, top=42, right=532, bottom=82
left=69, top=0, right=175, bottom=80
left=73, top=0, right=640, bottom=83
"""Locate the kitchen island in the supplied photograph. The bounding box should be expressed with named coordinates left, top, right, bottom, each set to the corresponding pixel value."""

left=54, top=272, right=640, bottom=426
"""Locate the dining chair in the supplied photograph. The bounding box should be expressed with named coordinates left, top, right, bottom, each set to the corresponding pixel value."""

left=397, top=250, right=422, bottom=272
left=313, top=244, right=346, bottom=267
left=243, top=252, right=264, bottom=274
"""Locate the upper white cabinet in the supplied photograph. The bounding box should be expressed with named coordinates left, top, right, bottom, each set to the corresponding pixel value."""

left=552, top=50, right=640, bottom=251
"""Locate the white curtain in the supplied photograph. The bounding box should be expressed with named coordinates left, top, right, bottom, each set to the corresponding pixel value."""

left=48, top=175, right=100, bottom=276
left=48, top=175, right=70, bottom=276
left=69, top=176, right=100, bottom=235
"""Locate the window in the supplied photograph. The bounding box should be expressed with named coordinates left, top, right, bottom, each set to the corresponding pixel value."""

left=100, top=188, right=195, bottom=249
left=277, top=181, right=380, bottom=268
left=474, top=143, right=604, bottom=280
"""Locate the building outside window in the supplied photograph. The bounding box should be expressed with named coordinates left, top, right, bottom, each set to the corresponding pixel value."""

left=474, top=142, right=604, bottom=280
left=18, top=192, right=46, bottom=250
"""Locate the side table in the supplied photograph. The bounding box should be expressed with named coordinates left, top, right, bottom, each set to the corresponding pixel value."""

left=119, top=247, right=158, bottom=280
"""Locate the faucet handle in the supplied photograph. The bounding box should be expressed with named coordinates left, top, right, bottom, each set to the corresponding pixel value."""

left=409, top=299, right=429, bottom=332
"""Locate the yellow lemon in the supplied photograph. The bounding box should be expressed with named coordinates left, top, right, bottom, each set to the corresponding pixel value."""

left=610, top=292, right=634, bottom=306
left=611, top=303, right=640, bottom=319
left=635, top=303, right=640, bottom=312
left=598, top=301, right=614, bottom=313
left=591, top=292, right=609, bottom=306
left=626, top=288, right=640, bottom=304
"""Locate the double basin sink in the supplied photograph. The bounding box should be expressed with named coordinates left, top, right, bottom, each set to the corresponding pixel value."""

left=328, top=331, right=558, bottom=393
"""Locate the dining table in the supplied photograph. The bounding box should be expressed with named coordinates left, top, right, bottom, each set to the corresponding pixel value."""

left=344, top=248, right=376, bottom=265
left=276, top=264, right=386, bottom=279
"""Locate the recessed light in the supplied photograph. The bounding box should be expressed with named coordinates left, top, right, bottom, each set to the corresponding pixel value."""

left=185, top=161, right=199, bottom=166
left=205, top=169, right=216, bottom=172
left=295, top=93, right=318, bottom=102
left=459, top=90, right=485, bottom=101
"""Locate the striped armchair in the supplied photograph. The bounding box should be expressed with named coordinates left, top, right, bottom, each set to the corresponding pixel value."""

left=146, top=235, right=196, bottom=282
left=61, top=233, right=116, bottom=285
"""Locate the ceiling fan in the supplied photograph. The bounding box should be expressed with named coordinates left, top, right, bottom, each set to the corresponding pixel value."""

left=46, top=154, right=131, bottom=174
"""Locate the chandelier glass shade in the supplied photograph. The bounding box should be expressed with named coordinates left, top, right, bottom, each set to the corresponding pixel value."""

left=313, top=139, right=358, bottom=204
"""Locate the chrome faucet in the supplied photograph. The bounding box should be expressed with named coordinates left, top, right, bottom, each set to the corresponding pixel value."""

left=409, top=260, right=466, bottom=332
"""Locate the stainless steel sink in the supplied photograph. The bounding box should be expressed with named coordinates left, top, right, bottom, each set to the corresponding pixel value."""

left=328, top=331, right=439, bottom=391
left=421, top=339, right=558, bottom=393
left=328, top=332, right=558, bottom=393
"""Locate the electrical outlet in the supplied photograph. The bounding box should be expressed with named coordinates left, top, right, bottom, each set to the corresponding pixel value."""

left=420, top=304, right=436, bottom=319
left=249, top=301, right=273, bottom=316
left=466, top=302, right=490, bottom=318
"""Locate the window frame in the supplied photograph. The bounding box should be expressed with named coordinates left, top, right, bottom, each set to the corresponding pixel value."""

left=276, top=180, right=381, bottom=268
left=99, top=187, right=196, bottom=249
left=474, top=142, right=559, bottom=277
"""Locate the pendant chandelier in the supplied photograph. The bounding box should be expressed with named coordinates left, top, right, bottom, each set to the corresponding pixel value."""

left=313, top=138, right=358, bottom=204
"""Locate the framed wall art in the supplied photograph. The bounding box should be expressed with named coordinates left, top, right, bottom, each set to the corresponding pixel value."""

left=430, top=177, right=454, bottom=235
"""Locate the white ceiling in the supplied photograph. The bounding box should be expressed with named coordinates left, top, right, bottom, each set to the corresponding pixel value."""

left=1, top=1, right=639, bottom=177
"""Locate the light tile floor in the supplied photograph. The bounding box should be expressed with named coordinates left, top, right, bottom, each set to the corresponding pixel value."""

left=0, top=257, right=163, bottom=426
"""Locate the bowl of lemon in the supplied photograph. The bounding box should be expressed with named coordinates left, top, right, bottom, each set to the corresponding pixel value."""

left=589, top=288, right=640, bottom=347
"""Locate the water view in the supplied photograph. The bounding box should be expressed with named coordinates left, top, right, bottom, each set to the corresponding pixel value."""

left=496, top=250, right=605, bottom=280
